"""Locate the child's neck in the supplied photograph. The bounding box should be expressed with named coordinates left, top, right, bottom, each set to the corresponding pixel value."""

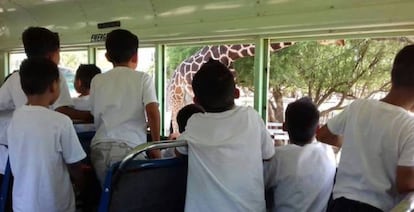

left=77, top=87, right=90, bottom=97
left=26, top=95, right=52, bottom=108
left=113, top=61, right=136, bottom=70
left=205, top=104, right=236, bottom=113
left=78, top=91, right=89, bottom=97
left=291, top=139, right=313, bottom=146
left=381, top=87, right=414, bottom=111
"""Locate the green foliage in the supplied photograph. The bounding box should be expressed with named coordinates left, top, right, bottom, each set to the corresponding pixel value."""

left=166, top=45, right=202, bottom=78
left=234, top=39, right=406, bottom=107
left=166, top=39, right=408, bottom=117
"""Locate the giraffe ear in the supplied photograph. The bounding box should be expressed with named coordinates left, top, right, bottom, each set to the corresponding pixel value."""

left=234, top=88, right=240, bottom=99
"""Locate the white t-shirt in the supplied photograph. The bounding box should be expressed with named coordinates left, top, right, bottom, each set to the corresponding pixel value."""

left=264, top=142, right=336, bottom=212
left=177, top=106, right=275, bottom=212
left=0, top=145, right=7, bottom=175
left=328, top=99, right=414, bottom=211
left=0, top=69, right=73, bottom=110
left=72, top=95, right=91, bottom=111
left=6, top=105, right=86, bottom=212
left=90, top=67, right=158, bottom=147
left=0, top=110, right=12, bottom=174
left=72, top=95, right=95, bottom=132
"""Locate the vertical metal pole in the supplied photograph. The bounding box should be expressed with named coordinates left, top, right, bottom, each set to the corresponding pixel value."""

left=155, top=44, right=165, bottom=137
left=253, top=38, right=270, bottom=122
left=88, top=47, right=96, bottom=64
left=3, top=53, right=9, bottom=80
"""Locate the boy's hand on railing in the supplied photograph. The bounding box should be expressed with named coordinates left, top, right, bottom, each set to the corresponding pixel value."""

left=148, top=149, right=162, bottom=159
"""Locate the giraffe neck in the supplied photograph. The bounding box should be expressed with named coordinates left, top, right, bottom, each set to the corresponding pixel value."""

left=168, top=42, right=294, bottom=133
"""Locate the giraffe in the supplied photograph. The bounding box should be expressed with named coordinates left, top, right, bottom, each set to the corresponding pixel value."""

left=167, top=42, right=294, bottom=133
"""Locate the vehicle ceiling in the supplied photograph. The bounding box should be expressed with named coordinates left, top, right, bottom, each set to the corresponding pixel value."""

left=0, top=0, right=413, bottom=49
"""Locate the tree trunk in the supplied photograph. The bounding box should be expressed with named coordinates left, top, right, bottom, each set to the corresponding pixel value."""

left=267, top=99, right=276, bottom=122
left=272, top=87, right=284, bottom=123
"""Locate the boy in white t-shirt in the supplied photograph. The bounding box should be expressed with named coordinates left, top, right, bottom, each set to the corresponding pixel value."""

left=73, top=64, right=101, bottom=111
left=89, top=29, right=161, bottom=184
left=0, top=26, right=92, bottom=122
left=264, top=97, right=336, bottom=212
left=7, top=58, right=86, bottom=212
left=72, top=64, right=101, bottom=133
left=176, top=59, right=275, bottom=212
left=317, top=44, right=414, bottom=211
left=163, top=104, right=204, bottom=158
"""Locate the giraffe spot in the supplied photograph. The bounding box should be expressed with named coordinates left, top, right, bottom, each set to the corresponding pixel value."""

left=200, top=46, right=209, bottom=55
left=240, top=49, right=249, bottom=56
left=220, top=57, right=229, bottom=66
left=195, top=57, right=203, bottom=63
left=228, top=51, right=239, bottom=60
left=191, top=63, right=198, bottom=72
left=211, top=47, right=220, bottom=59
left=231, top=45, right=242, bottom=51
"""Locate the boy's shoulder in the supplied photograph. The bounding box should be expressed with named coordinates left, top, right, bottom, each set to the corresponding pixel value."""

left=94, top=67, right=149, bottom=81
left=14, top=105, right=71, bottom=124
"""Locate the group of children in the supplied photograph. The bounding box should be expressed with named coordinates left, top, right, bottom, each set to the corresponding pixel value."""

left=167, top=45, right=414, bottom=212
left=1, top=25, right=414, bottom=212
left=0, top=27, right=161, bottom=212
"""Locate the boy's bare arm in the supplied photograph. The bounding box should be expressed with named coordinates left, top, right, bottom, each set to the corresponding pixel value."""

left=145, top=102, right=161, bottom=158
left=316, top=125, right=343, bottom=148
left=396, top=166, right=414, bottom=193
left=56, top=106, right=93, bottom=123
left=67, top=162, right=85, bottom=191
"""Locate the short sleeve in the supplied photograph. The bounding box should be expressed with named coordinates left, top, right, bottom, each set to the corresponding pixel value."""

left=0, top=73, right=17, bottom=110
left=142, top=74, right=158, bottom=106
left=398, top=127, right=414, bottom=167
left=51, top=71, right=74, bottom=110
left=176, top=133, right=188, bottom=155
left=257, top=113, right=274, bottom=160
left=327, top=105, right=350, bottom=136
left=60, top=118, right=86, bottom=164
left=89, top=77, right=96, bottom=114
left=263, top=155, right=278, bottom=188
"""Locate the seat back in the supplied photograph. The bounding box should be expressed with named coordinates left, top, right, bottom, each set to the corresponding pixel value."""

left=0, top=158, right=12, bottom=212
left=99, top=140, right=188, bottom=212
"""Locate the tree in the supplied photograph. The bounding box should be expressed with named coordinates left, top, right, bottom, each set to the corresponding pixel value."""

left=166, top=46, right=203, bottom=78
left=234, top=39, right=407, bottom=122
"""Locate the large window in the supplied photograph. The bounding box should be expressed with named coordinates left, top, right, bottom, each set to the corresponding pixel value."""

left=165, top=44, right=256, bottom=135
left=9, top=52, right=26, bottom=74
left=9, top=50, right=89, bottom=97
left=96, top=47, right=155, bottom=75
left=59, top=50, right=88, bottom=97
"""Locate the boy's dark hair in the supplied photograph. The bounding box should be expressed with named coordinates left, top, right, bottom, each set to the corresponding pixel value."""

left=177, top=104, right=204, bottom=133
left=22, top=27, right=60, bottom=58
left=105, top=29, right=139, bottom=64
left=285, top=97, right=320, bottom=146
left=75, top=64, right=102, bottom=89
left=19, top=58, right=59, bottom=95
left=391, top=44, right=414, bottom=88
left=192, top=59, right=235, bottom=112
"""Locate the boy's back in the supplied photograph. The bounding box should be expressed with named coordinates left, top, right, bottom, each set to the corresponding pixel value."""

left=317, top=45, right=414, bottom=211
left=7, top=105, right=86, bottom=212
left=176, top=59, right=274, bottom=211
left=177, top=106, right=274, bottom=211
left=327, top=99, right=414, bottom=210
left=264, top=97, right=335, bottom=212
left=90, top=67, right=157, bottom=146
left=0, top=70, right=73, bottom=110
left=264, top=142, right=336, bottom=212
